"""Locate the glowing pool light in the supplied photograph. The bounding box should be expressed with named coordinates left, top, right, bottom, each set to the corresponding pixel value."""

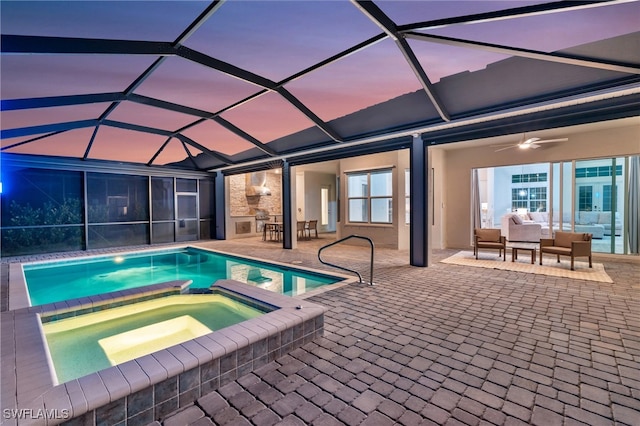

left=99, top=315, right=212, bottom=364
left=113, top=256, right=124, bottom=263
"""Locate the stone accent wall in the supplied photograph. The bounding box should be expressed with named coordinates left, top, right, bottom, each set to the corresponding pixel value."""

left=229, top=173, right=282, bottom=217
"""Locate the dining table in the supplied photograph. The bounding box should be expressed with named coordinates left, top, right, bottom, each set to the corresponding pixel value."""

left=263, top=222, right=283, bottom=242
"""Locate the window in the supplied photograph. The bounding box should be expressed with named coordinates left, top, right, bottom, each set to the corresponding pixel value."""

left=575, top=165, right=622, bottom=178
left=603, top=185, right=612, bottom=211
left=511, top=172, right=547, bottom=183
left=511, top=187, right=547, bottom=212
left=347, top=169, right=392, bottom=223
left=578, top=186, right=593, bottom=211
left=529, top=187, right=547, bottom=212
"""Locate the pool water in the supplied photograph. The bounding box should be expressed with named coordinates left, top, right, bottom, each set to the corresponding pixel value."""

left=42, top=294, right=267, bottom=383
left=23, top=247, right=341, bottom=306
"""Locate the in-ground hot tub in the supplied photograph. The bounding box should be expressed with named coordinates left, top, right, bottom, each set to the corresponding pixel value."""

left=4, top=280, right=327, bottom=426
left=42, top=293, right=271, bottom=383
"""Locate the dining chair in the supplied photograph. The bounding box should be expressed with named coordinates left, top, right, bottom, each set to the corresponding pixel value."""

left=296, top=221, right=307, bottom=239
left=306, top=220, right=318, bottom=238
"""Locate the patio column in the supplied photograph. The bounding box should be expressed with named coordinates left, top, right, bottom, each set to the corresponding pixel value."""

left=282, top=160, right=293, bottom=249
left=410, top=134, right=429, bottom=267
left=214, top=171, right=226, bottom=240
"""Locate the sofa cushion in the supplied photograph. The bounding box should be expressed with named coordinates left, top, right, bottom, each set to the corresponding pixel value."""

left=578, top=211, right=599, bottom=225
left=476, top=228, right=501, bottom=242
left=478, top=242, right=505, bottom=249
left=542, top=246, right=572, bottom=255
left=555, top=232, right=590, bottom=248
left=597, top=212, right=611, bottom=224
left=598, top=212, right=621, bottom=224
left=552, top=211, right=574, bottom=223
left=511, top=214, right=523, bottom=225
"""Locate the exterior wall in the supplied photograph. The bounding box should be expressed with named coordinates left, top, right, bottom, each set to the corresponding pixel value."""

left=429, top=148, right=446, bottom=251
left=337, top=151, right=404, bottom=249
left=397, top=150, right=410, bottom=251
left=437, top=120, right=640, bottom=250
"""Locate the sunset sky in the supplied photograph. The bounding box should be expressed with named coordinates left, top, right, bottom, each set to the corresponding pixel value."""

left=1, top=1, right=638, bottom=165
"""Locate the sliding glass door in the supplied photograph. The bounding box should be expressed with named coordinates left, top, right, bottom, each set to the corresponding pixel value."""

left=476, top=155, right=638, bottom=255
left=574, top=158, right=625, bottom=254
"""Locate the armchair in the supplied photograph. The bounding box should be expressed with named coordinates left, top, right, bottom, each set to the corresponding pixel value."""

left=474, top=228, right=506, bottom=261
left=540, top=231, right=592, bottom=271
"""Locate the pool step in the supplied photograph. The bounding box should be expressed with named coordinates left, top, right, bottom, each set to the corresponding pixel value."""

left=178, top=252, right=208, bottom=265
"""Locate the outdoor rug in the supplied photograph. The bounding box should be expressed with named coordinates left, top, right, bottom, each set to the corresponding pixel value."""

left=441, top=251, right=613, bottom=283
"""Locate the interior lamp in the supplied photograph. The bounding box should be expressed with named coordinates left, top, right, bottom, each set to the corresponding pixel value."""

left=516, top=208, right=529, bottom=218
left=481, top=203, right=488, bottom=212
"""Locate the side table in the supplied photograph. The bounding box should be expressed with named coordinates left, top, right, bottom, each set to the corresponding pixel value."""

left=509, top=243, right=537, bottom=264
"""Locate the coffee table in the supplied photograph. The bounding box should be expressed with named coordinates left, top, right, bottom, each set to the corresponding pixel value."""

left=508, top=242, right=537, bottom=264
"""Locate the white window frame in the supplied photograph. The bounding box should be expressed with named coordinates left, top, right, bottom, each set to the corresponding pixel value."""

left=346, top=168, right=393, bottom=224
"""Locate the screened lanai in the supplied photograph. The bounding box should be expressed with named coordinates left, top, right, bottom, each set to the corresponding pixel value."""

left=1, top=1, right=639, bottom=259
left=1, top=5, right=640, bottom=424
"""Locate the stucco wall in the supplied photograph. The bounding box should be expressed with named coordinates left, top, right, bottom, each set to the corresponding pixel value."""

left=338, top=151, right=404, bottom=249
left=429, top=148, right=445, bottom=251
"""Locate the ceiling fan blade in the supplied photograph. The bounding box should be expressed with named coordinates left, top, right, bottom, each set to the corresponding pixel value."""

left=494, top=145, right=517, bottom=152
left=533, top=138, right=568, bottom=144
left=529, top=144, right=541, bottom=149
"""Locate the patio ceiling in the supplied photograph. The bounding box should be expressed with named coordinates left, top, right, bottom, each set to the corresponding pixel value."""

left=1, top=1, right=639, bottom=174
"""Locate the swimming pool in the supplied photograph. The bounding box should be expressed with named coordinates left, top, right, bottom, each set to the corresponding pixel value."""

left=42, top=293, right=269, bottom=383
left=22, top=247, right=343, bottom=306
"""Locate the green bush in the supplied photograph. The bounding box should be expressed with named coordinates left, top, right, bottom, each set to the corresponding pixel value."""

left=1, top=199, right=84, bottom=256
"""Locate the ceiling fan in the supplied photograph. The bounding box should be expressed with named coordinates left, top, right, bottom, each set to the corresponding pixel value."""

left=492, top=134, right=568, bottom=152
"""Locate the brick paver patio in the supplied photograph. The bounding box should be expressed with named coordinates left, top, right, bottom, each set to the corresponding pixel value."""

left=157, top=237, right=639, bottom=426
left=2, top=236, right=638, bottom=425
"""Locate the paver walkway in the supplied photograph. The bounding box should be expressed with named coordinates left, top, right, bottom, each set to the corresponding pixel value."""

left=2, top=237, right=638, bottom=425
left=157, top=237, right=639, bottom=426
